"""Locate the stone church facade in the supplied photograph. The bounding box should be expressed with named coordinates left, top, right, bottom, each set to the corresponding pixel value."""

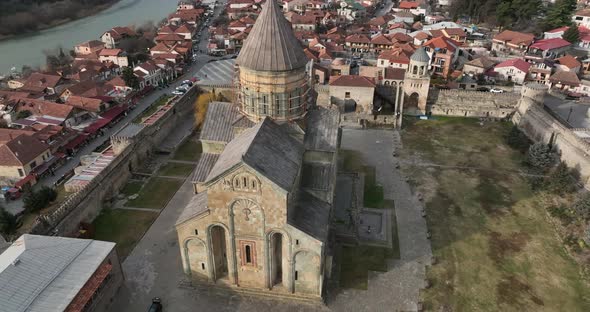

left=175, top=0, right=339, bottom=300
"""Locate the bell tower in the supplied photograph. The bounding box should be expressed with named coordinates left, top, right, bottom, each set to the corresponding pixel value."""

left=403, top=47, right=431, bottom=115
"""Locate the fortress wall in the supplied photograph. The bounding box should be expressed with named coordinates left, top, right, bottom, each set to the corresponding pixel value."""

left=30, top=87, right=200, bottom=236
left=514, top=103, right=590, bottom=188
left=428, top=89, right=520, bottom=118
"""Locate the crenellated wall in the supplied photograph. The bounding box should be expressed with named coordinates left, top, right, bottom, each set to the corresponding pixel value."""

left=30, top=87, right=201, bottom=236
left=428, top=89, right=520, bottom=118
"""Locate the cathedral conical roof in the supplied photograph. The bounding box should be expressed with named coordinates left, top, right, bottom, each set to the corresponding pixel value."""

left=236, top=0, right=309, bottom=72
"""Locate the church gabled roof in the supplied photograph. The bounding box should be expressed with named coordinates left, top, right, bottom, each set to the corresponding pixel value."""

left=235, top=0, right=309, bottom=72
left=205, top=117, right=304, bottom=191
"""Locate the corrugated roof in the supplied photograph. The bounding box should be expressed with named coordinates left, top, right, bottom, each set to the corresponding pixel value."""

left=205, top=118, right=304, bottom=192
left=236, top=0, right=309, bottom=71
left=191, top=153, right=220, bottom=183
left=0, top=235, right=114, bottom=312
left=199, top=102, right=241, bottom=143
left=289, top=191, right=330, bottom=241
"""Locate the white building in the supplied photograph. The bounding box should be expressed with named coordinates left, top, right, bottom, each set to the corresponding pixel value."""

left=0, top=235, right=124, bottom=312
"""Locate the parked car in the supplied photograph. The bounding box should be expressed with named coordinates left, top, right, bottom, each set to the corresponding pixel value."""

left=476, top=87, right=490, bottom=92
left=172, top=90, right=184, bottom=95
left=490, top=88, right=504, bottom=93
left=182, top=80, right=193, bottom=86
left=148, top=298, right=162, bottom=312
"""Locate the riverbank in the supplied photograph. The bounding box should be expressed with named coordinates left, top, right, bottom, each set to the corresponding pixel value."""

left=0, top=0, right=121, bottom=42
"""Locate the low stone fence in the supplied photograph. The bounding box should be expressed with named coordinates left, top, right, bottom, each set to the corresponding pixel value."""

left=30, top=87, right=201, bottom=236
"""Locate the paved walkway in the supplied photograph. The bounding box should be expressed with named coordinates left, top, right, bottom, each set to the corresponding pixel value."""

left=328, top=129, right=432, bottom=312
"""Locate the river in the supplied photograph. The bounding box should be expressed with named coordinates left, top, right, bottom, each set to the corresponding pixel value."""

left=0, top=0, right=178, bottom=74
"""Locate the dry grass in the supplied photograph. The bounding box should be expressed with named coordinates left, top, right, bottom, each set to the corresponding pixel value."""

left=401, top=117, right=590, bottom=311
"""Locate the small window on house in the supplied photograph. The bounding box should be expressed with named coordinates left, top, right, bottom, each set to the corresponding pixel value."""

left=345, top=92, right=351, bottom=99
left=194, top=229, right=198, bottom=235
left=201, top=263, right=205, bottom=270
left=245, top=245, right=252, bottom=264
left=18, top=169, right=24, bottom=177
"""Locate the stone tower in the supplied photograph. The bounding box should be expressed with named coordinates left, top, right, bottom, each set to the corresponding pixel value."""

left=403, top=47, right=431, bottom=115
left=235, top=0, right=310, bottom=122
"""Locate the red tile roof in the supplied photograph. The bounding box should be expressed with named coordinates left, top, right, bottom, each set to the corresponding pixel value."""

left=345, top=34, right=370, bottom=44
left=0, top=134, right=49, bottom=166
left=529, top=38, right=571, bottom=51
left=423, top=36, right=459, bottom=52
left=98, top=48, right=123, bottom=57
left=399, top=1, right=419, bottom=9
left=330, top=75, right=376, bottom=87
left=556, top=55, right=581, bottom=69
left=66, top=96, right=104, bottom=113
left=15, top=98, right=74, bottom=119
left=495, top=58, right=531, bottom=73
left=493, top=30, right=535, bottom=47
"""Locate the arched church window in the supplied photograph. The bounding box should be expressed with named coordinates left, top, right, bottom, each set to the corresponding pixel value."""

left=234, top=178, right=240, bottom=188
left=245, top=245, right=252, bottom=263
left=242, top=177, right=247, bottom=188
left=251, top=180, right=257, bottom=190
left=412, top=66, right=417, bottom=75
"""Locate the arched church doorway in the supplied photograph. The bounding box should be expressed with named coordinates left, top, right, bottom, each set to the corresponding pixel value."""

left=404, top=92, right=420, bottom=110
left=210, top=225, right=228, bottom=281
left=270, top=233, right=283, bottom=288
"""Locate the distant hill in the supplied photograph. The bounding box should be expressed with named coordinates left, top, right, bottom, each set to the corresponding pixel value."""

left=0, top=0, right=119, bottom=39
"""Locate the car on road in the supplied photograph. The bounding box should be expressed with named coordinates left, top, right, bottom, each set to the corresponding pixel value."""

left=148, top=297, right=162, bottom=312
left=490, top=88, right=504, bottom=93
left=172, top=90, right=184, bottom=95
left=476, top=87, right=490, bottom=92
left=182, top=80, right=193, bottom=86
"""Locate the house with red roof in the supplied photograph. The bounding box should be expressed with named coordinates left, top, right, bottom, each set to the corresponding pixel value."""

left=394, top=1, right=427, bottom=16
left=573, top=9, right=590, bottom=29
left=377, top=48, right=413, bottom=69
left=100, top=26, right=137, bottom=49
left=20, top=73, right=66, bottom=95
left=492, top=30, right=535, bottom=55
left=329, top=75, right=376, bottom=113
left=423, top=36, right=460, bottom=77
left=493, top=58, right=531, bottom=84
left=525, top=38, right=571, bottom=63
left=345, top=34, right=371, bottom=53
left=0, top=133, right=51, bottom=182
left=98, top=49, right=129, bottom=67
left=555, top=55, right=582, bottom=73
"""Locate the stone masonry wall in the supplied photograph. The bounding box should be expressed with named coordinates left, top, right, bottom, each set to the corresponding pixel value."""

left=30, top=87, right=200, bottom=236
left=428, top=89, right=520, bottom=118
left=514, top=103, right=590, bottom=188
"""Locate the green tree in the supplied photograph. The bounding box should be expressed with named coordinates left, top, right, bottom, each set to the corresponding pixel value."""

left=16, top=110, right=32, bottom=120
left=543, top=0, right=577, bottom=30
left=23, top=186, right=57, bottom=212
left=547, top=162, right=578, bottom=194
left=526, top=143, right=555, bottom=171
left=505, top=125, right=530, bottom=152
left=563, top=25, right=581, bottom=43
left=0, top=207, right=18, bottom=236
left=497, top=0, right=543, bottom=29
left=121, top=67, right=140, bottom=90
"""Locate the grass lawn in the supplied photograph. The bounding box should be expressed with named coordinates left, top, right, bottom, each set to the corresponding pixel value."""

left=400, top=117, right=590, bottom=311
left=157, top=162, right=195, bottom=177
left=120, top=180, right=144, bottom=196
left=133, top=95, right=171, bottom=123
left=173, top=139, right=202, bottom=161
left=125, top=177, right=183, bottom=209
left=92, top=208, right=158, bottom=260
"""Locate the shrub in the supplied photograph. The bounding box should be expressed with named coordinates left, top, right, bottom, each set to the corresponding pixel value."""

left=573, top=192, right=590, bottom=220
left=526, top=143, right=555, bottom=171
left=547, top=162, right=578, bottom=195
left=505, top=125, right=530, bottom=152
